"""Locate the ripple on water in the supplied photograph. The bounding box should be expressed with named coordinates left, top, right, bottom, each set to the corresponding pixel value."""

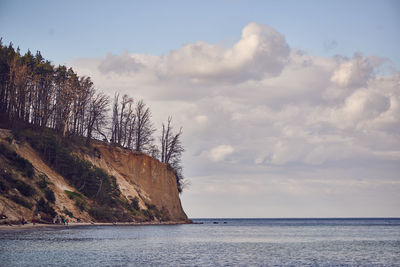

left=0, top=219, right=399, bottom=266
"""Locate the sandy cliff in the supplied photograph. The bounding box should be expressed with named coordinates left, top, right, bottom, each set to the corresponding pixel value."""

left=85, top=143, right=188, bottom=221
left=0, top=129, right=188, bottom=223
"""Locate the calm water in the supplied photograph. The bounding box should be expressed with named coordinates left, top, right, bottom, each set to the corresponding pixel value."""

left=1, top=218, right=399, bottom=266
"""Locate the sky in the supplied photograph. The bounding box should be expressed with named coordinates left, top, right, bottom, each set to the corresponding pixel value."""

left=1, top=0, right=400, bottom=218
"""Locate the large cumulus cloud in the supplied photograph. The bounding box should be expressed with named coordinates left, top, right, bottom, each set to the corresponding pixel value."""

left=71, top=22, right=400, bottom=217
left=96, top=22, right=289, bottom=83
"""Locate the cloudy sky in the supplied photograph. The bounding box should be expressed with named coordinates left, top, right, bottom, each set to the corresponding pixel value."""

left=2, top=0, right=400, bottom=218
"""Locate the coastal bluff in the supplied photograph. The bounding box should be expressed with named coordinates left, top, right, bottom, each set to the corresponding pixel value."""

left=85, top=142, right=188, bottom=221
left=0, top=128, right=189, bottom=224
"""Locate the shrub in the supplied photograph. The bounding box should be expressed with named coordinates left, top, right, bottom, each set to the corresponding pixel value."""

left=64, top=190, right=86, bottom=210
left=15, top=180, right=35, bottom=197
left=0, top=143, right=34, bottom=178
left=131, top=197, right=139, bottom=211
left=37, top=197, right=56, bottom=217
left=9, top=195, right=33, bottom=209
left=146, top=203, right=156, bottom=210
left=75, top=198, right=86, bottom=211
left=1, top=169, right=16, bottom=184
left=62, top=208, right=73, bottom=218
left=88, top=205, right=114, bottom=222
left=45, top=188, right=56, bottom=203
left=13, top=156, right=34, bottom=178
left=141, top=209, right=154, bottom=221
left=22, top=130, right=121, bottom=205
left=65, top=190, right=83, bottom=200
left=0, top=180, right=9, bottom=192
left=0, top=143, right=14, bottom=158
left=36, top=176, right=49, bottom=189
left=143, top=203, right=162, bottom=220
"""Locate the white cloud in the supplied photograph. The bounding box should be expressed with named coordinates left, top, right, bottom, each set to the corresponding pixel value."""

left=195, top=115, right=208, bottom=124
left=91, top=22, right=290, bottom=84
left=70, top=22, right=400, bottom=217
left=330, top=53, right=382, bottom=88
left=208, top=145, right=235, bottom=162
left=98, top=52, right=143, bottom=74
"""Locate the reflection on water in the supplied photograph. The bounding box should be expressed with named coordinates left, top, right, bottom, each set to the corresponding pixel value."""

left=1, top=218, right=399, bottom=266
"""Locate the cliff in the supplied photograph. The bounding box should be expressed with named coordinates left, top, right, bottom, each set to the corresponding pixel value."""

left=0, top=128, right=189, bottom=224
left=85, top=143, right=187, bottom=221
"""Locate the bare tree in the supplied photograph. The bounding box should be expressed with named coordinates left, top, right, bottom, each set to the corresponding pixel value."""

left=72, top=76, right=93, bottom=135
left=86, top=92, right=109, bottom=145
left=160, top=116, right=185, bottom=193
left=134, top=99, right=155, bottom=152
left=119, top=94, right=134, bottom=146
left=111, top=93, right=119, bottom=144
left=160, top=116, right=184, bottom=164
left=110, top=93, right=135, bottom=146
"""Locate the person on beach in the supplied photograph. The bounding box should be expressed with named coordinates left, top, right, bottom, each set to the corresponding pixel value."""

left=32, top=218, right=36, bottom=225
left=21, top=217, right=25, bottom=225
left=66, top=218, right=69, bottom=225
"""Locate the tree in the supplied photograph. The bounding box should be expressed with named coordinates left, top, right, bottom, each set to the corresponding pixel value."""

left=110, top=93, right=135, bottom=146
left=160, top=116, right=184, bottom=165
left=160, top=116, right=185, bottom=193
left=86, top=92, right=110, bottom=145
left=72, top=76, right=93, bottom=136
left=111, top=93, right=119, bottom=144
left=134, top=99, right=155, bottom=152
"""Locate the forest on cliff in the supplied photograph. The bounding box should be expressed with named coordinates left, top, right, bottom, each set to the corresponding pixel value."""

left=0, top=40, right=186, bottom=191
left=0, top=40, right=189, bottom=223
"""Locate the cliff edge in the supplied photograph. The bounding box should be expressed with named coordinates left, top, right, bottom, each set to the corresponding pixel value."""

left=86, top=142, right=188, bottom=221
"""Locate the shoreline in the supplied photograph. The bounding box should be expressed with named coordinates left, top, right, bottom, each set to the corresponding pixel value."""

left=0, top=220, right=191, bottom=231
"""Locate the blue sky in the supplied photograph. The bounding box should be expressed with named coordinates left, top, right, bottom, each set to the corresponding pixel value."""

left=1, top=1, right=400, bottom=218
left=1, top=0, right=399, bottom=67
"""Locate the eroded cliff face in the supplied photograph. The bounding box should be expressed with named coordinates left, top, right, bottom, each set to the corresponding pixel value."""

left=0, top=129, right=188, bottom=223
left=85, top=143, right=188, bottom=221
left=0, top=130, right=92, bottom=222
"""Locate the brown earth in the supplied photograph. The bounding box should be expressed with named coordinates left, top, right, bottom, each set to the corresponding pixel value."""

left=0, top=129, right=188, bottom=224
left=85, top=142, right=188, bottom=221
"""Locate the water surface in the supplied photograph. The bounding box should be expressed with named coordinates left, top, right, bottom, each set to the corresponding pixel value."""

left=1, top=218, right=399, bottom=266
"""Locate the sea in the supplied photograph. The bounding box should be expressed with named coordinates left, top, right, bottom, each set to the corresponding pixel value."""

left=0, top=218, right=399, bottom=266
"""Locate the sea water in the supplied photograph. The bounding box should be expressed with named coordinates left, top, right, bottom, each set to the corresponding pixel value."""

left=0, top=218, right=399, bottom=266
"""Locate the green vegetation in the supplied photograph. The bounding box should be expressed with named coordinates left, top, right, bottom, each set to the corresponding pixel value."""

left=141, top=209, right=154, bottom=220
left=0, top=143, right=34, bottom=178
left=88, top=204, right=134, bottom=222
left=75, top=198, right=86, bottom=211
left=62, top=208, right=73, bottom=218
left=9, top=195, right=33, bottom=209
left=65, top=190, right=82, bottom=199
left=131, top=197, right=140, bottom=211
left=145, top=203, right=162, bottom=220
left=0, top=169, right=16, bottom=184
left=0, top=180, right=9, bottom=192
left=0, top=165, right=36, bottom=200
left=16, top=129, right=121, bottom=209
left=44, top=188, right=55, bottom=203
left=36, top=175, right=49, bottom=189
left=15, top=180, right=35, bottom=197
left=0, top=40, right=185, bottom=193
left=88, top=205, right=114, bottom=221
left=37, top=197, right=56, bottom=217
left=65, top=190, right=87, bottom=211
